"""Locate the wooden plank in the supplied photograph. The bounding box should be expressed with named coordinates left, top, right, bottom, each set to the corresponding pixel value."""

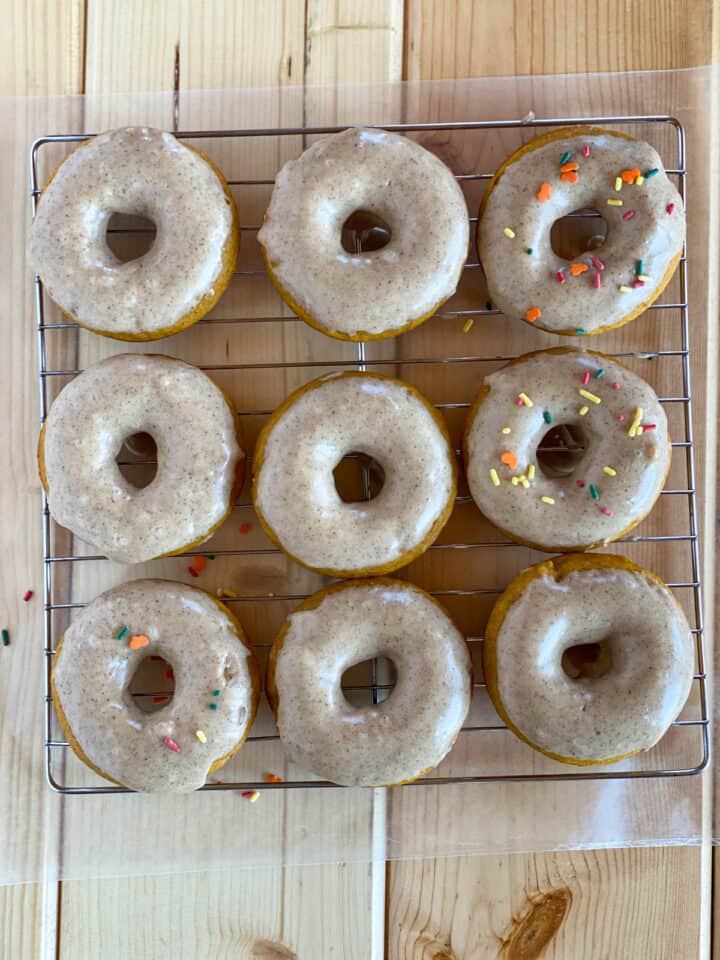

left=404, top=0, right=716, bottom=81
left=0, top=0, right=85, bottom=96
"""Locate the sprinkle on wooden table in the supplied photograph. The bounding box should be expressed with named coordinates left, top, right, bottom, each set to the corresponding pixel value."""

left=578, top=405, right=589, bottom=416
left=503, top=227, right=515, bottom=238
left=462, top=317, right=474, bottom=333
left=489, top=468, right=500, bottom=487
left=195, top=730, right=207, bottom=743
left=1, top=629, right=9, bottom=647
left=525, top=306, right=542, bottom=323
left=163, top=737, right=181, bottom=753
left=264, top=773, right=284, bottom=783
left=191, top=556, right=207, bottom=573
left=128, top=634, right=150, bottom=650
left=540, top=496, right=555, bottom=505
left=603, top=466, right=617, bottom=476
left=188, top=566, right=199, bottom=578
left=116, top=625, right=129, bottom=641
left=579, top=389, right=601, bottom=404
left=216, top=587, right=238, bottom=598
left=607, top=198, right=623, bottom=206
left=518, top=392, right=533, bottom=407
left=22, top=590, right=33, bottom=602
left=239, top=523, right=252, bottom=535
left=242, top=790, right=260, bottom=802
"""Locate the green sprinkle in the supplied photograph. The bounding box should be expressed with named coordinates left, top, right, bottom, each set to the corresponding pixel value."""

left=560, top=151, right=571, bottom=164
left=637, top=259, right=644, bottom=276
left=526, top=247, right=533, bottom=254
left=594, top=369, right=605, bottom=379
left=575, top=328, right=586, bottom=335
left=212, top=689, right=221, bottom=696
left=589, top=483, right=600, bottom=501
left=1, top=629, right=9, bottom=647
left=207, top=555, right=216, bottom=560
left=543, top=410, right=552, bottom=424
left=643, top=168, right=659, bottom=178
left=208, top=703, right=218, bottom=711
left=116, top=625, right=129, bottom=641
left=485, top=300, right=494, bottom=311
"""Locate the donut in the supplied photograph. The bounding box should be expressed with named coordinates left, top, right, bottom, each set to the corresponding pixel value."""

left=463, top=348, right=670, bottom=552
left=51, top=579, right=260, bottom=792
left=38, top=354, right=244, bottom=564
left=253, top=372, right=457, bottom=576
left=477, top=126, right=685, bottom=336
left=483, top=554, right=695, bottom=765
left=267, top=579, right=472, bottom=786
left=257, top=127, right=469, bottom=340
left=29, top=126, right=239, bottom=341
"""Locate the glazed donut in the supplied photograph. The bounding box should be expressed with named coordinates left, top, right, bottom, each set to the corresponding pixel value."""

left=267, top=579, right=472, bottom=786
left=38, top=354, right=244, bottom=564
left=29, top=126, right=239, bottom=340
left=477, top=126, right=685, bottom=336
left=253, top=372, right=457, bottom=576
left=463, top=348, right=670, bottom=552
left=51, top=579, right=260, bottom=792
left=483, top=554, right=695, bottom=765
left=257, top=127, right=469, bottom=340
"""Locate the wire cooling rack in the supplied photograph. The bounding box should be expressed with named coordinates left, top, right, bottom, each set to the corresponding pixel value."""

left=31, top=113, right=709, bottom=794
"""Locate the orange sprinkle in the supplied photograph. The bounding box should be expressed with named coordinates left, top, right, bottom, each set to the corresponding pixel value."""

left=152, top=695, right=170, bottom=704
left=500, top=451, right=519, bottom=470
left=191, top=556, right=207, bottom=573
left=239, top=522, right=252, bottom=535
left=129, top=634, right=149, bottom=650
left=621, top=167, right=641, bottom=184
left=525, top=307, right=542, bottom=323
left=264, top=773, right=284, bottom=783
left=536, top=182, right=552, bottom=201
left=560, top=161, right=579, bottom=173
left=569, top=263, right=589, bottom=276
left=560, top=171, right=579, bottom=184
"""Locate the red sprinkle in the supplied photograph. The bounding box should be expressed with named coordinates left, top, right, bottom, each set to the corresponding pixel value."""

left=241, top=790, right=258, bottom=800
left=611, top=382, right=620, bottom=390
left=642, top=424, right=657, bottom=432
left=616, top=414, right=625, bottom=421
left=622, top=210, right=636, bottom=220
left=582, top=370, right=590, bottom=385
left=632, top=280, right=645, bottom=288
left=264, top=773, right=284, bottom=783
left=556, top=270, right=566, bottom=284
left=667, top=203, right=675, bottom=215
left=575, top=480, right=586, bottom=488
left=582, top=144, right=591, bottom=157
left=591, top=256, right=605, bottom=271
left=23, top=590, right=33, bottom=602
left=601, top=507, right=614, bottom=517
left=514, top=397, right=524, bottom=406
left=152, top=696, right=170, bottom=704
left=239, top=523, right=252, bottom=535
left=593, top=272, right=601, bottom=289
left=163, top=737, right=181, bottom=752
left=187, top=566, right=199, bottom=578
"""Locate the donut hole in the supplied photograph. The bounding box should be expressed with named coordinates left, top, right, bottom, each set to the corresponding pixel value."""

left=342, top=656, right=397, bottom=707
left=116, top=432, right=158, bottom=489
left=341, top=210, right=392, bottom=254
left=106, top=212, right=157, bottom=262
left=333, top=452, right=386, bottom=503
left=562, top=640, right=613, bottom=680
left=550, top=208, right=608, bottom=261
left=536, top=424, right=587, bottom=478
left=128, top=654, right=175, bottom=713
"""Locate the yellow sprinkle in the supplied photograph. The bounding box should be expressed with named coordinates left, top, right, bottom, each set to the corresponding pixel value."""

left=579, top=388, right=602, bottom=404
left=603, top=466, right=617, bottom=476
left=635, top=175, right=645, bottom=185
left=501, top=426, right=511, bottom=435
left=628, top=406, right=644, bottom=437
left=614, top=177, right=622, bottom=191
left=619, top=285, right=633, bottom=293
left=607, top=198, right=623, bottom=206
left=489, top=468, right=500, bottom=487
left=579, top=405, right=589, bottom=416
left=195, top=730, right=207, bottom=743
left=519, top=476, right=530, bottom=489
left=503, top=227, right=515, bottom=238
left=527, top=464, right=536, bottom=481
left=462, top=318, right=474, bottom=334
left=511, top=476, right=520, bottom=486
left=541, top=496, right=555, bottom=505
left=518, top=392, right=533, bottom=407
left=216, top=587, right=238, bottom=599
left=637, top=274, right=652, bottom=282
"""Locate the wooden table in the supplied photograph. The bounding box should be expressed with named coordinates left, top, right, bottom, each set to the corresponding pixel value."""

left=2, top=3, right=717, bottom=957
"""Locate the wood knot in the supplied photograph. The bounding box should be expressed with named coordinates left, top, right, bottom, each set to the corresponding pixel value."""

left=499, top=888, right=572, bottom=959
left=251, top=940, right=297, bottom=959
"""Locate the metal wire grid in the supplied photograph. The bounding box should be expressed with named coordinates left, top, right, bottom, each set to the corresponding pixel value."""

left=30, top=113, right=709, bottom=794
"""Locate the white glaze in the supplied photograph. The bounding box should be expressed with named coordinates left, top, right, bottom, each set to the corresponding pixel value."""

left=42, top=354, right=243, bottom=564
left=478, top=131, right=685, bottom=335
left=29, top=127, right=236, bottom=338
left=253, top=373, right=456, bottom=574
left=52, top=579, right=258, bottom=792
left=271, top=580, right=472, bottom=786
left=490, top=562, right=694, bottom=760
left=258, top=127, right=469, bottom=338
left=464, top=350, right=670, bottom=550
